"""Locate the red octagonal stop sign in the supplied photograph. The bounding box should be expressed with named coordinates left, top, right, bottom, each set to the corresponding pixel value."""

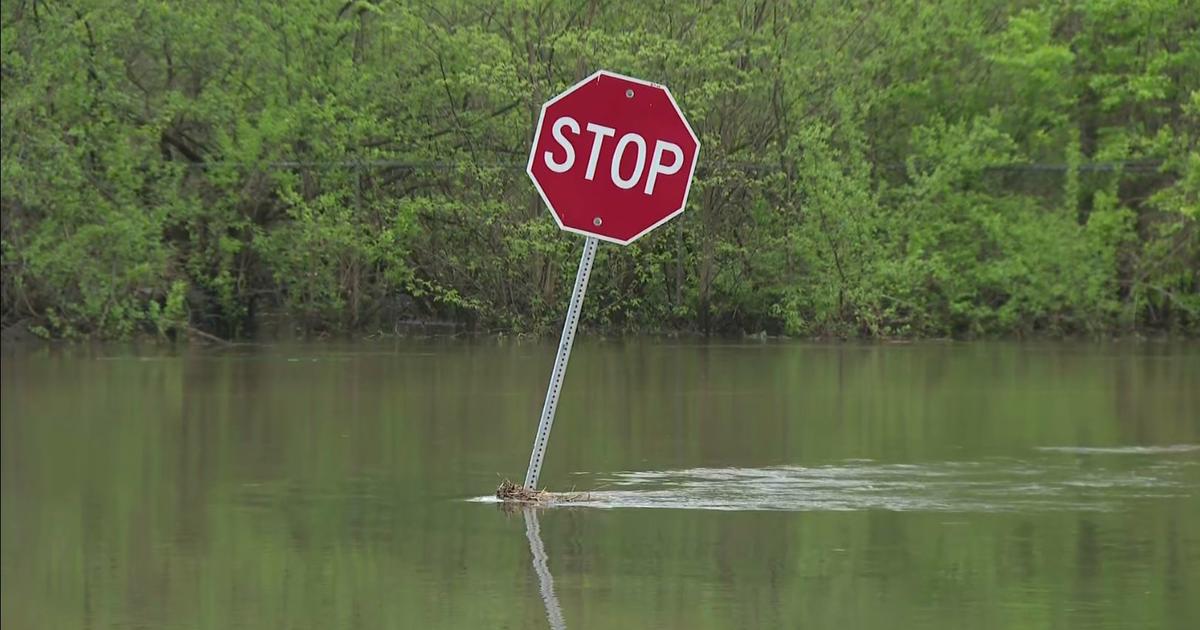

left=527, top=71, right=700, bottom=245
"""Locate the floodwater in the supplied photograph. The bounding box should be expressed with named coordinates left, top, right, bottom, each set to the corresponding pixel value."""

left=2, top=340, right=1197, bottom=629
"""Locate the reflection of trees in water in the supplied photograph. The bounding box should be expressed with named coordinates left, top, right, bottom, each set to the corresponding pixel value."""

left=523, top=509, right=566, bottom=630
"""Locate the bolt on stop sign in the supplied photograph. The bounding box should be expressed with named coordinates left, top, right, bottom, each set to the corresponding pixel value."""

left=527, top=71, right=700, bottom=245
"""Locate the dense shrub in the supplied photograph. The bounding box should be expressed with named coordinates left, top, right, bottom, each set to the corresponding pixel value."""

left=2, top=1, right=1196, bottom=339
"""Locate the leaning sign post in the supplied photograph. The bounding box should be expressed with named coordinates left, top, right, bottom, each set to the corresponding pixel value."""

left=519, top=70, right=700, bottom=492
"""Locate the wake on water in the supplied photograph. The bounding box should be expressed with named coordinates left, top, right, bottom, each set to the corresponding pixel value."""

left=473, top=445, right=1199, bottom=512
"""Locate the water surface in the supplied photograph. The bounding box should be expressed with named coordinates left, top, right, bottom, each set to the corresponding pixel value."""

left=3, top=340, right=1198, bottom=629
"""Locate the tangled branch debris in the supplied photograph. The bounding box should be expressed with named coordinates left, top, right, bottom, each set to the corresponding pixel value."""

left=495, top=479, right=589, bottom=504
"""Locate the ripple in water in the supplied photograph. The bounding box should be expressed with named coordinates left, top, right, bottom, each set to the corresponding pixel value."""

left=475, top=447, right=1198, bottom=512
left=1034, top=444, right=1200, bottom=455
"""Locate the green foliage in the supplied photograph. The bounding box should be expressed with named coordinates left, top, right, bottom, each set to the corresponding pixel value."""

left=2, top=0, right=1197, bottom=339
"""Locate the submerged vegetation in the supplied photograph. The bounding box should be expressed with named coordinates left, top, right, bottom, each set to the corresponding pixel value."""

left=1, top=1, right=1197, bottom=339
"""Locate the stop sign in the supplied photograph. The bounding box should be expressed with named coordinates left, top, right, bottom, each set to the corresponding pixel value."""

left=526, top=71, right=700, bottom=245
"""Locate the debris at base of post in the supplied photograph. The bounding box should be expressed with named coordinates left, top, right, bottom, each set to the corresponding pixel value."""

left=495, top=479, right=589, bottom=504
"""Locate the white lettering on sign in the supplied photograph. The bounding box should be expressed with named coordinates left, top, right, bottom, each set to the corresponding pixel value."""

left=584, top=123, right=615, bottom=180
left=545, top=116, right=580, bottom=173
left=645, top=140, right=683, bottom=195
left=611, top=133, right=646, bottom=190
left=542, top=116, right=685, bottom=195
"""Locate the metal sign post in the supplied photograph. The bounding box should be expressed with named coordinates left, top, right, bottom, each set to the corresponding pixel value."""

left=523, top=236, right=599, bottom=490
left=513, top=70, right=698, bottom=494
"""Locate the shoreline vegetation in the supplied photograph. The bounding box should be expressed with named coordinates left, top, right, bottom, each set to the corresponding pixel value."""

left=3, top=316, right=1195, bottom=349
left=2, top=1, right=1197, bottom=342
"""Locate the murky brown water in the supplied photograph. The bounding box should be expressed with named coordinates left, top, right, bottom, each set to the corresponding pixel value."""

left=3, top=340, right=1198, bottom=629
